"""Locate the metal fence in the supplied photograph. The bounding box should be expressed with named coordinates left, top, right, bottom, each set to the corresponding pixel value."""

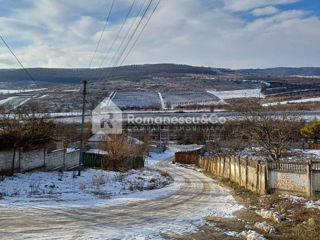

left=81, top=152, right=144, bottom=169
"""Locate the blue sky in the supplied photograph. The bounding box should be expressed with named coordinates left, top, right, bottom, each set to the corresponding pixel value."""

left=0, top=0, right=320, bottom=69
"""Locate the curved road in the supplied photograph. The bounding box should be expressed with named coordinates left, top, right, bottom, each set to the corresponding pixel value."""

left=0, top=157, right=241, bottom=239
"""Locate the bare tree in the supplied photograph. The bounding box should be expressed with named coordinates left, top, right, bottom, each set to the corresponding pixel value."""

left=101, top=134, right=147, bottom=171
left=0, top=104, right=55, bottom=175
left=231, top=99, right=302, bottom=161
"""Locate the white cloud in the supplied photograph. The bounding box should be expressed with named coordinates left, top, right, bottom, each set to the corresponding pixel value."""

left=251, top=6, right=279, bottom=16
left=0, top=0, right=319, bottom=69
left=224, top=0, right=299, bottom=12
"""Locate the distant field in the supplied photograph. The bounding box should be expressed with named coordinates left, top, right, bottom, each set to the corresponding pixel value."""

left=112, top=91, right=161, bottom=109
left=207, top=88, right=264, bottom=100
left=162, top=91, right=220, bottom=107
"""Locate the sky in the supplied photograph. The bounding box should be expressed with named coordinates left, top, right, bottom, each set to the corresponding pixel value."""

left=0, top=0, right=320, bottom=69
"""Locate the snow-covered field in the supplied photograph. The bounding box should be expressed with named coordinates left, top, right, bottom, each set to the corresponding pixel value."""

left=112, top=91, right=162, bottom=108
left=207, top=88, right=264, bottom=100
left=162, top=91, right=220, bottom=108
left=0, top=168, right=172, bottom=207
left=0, top=88, right=46, bottom=94
left=262, top=97, right=320, bottom=106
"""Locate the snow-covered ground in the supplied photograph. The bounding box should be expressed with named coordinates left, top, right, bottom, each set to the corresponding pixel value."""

left=281, top=194, right=320, bottom=210
left=0, top=168, right=172, bottom=208
left=146, top=147, right=179, bottom=167
left=0, top=147, right=243, bottom=239
left=237, top=148, right=320, bottom=162
left=0, top=96, right=17, bottom=105
left=207, top=88, right=264, bottom=100
left=262, top=97, right=320, bottom=106
left=0, top=88, right=47, bottom=94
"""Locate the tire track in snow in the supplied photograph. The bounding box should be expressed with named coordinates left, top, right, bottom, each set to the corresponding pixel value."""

left=0, top=157, right=242, bottom=239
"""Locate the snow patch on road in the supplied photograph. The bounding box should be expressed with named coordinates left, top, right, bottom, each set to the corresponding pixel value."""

left=146, top=148, right=179, bottom=167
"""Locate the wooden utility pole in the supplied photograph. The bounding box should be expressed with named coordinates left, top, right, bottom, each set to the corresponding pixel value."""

left=78, top=80, right=87, bottom=176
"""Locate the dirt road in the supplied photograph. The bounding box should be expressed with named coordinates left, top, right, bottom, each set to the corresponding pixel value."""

left=0, top=157, right=241, bottom=239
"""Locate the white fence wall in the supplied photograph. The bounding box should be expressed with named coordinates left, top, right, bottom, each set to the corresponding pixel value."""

left=0, top=148, right=80, bottom=174
left=268, top=171, right=307, bottom=194
left=0, top=150, right=20, bottom=173
left=21, top=149, right=45, bottom=172
left=65, top=150, right=80, bottom=169
left=46, top=149, right=65, bottom=170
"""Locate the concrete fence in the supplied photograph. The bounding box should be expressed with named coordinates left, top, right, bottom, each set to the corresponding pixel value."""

left=198, top=156, right=267, bottom=194
left=0, top=148, right=80, bottom=174
left=197, top=156, right=320, bottom=197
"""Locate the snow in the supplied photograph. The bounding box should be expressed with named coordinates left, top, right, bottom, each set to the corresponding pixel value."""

left=262, top=97, right=320, bottom=106
left=146, top=148, right=179, bottom=167
left=305, top=200, right=320, bottom=210
left=242, top=230, right=267, bottom=240
left=255, top=209, right=282, bottom=223
left=0, top=88, right=47, bottom=94
left=0, top=96, right=17, bottom=105
left=158, top=92, right=165, bottom=109
left=37, top=95, right=48, bottom=99
left=0, top=168, right=172, bottom=208
left=0, top=146, right=245, bottom=239
left=280, top=194, right=320, bottom=210
left=254, top=221, right=277, bottom=234
left=66, top=148, right=78, bottom=153
left=63, top=90, right=79, bottom=92
left=207, top=88, right=264, bottom=100
left=13, top=97, right=30, bottom=109
left=86, top=149, right=108, bottom=155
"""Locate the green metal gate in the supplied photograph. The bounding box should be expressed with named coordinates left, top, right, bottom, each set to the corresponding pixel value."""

left=81, top=153, right=144, bottom=169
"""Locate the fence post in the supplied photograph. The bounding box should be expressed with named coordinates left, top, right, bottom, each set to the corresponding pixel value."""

left=229, top=157, right=232, bottom=179
left=306, top=160, right=312, bottom=197
left=238, top=157, right=241, bottom=186
left=233, top=157, right=236, bottom=182
left=256, top=161, right=260, bottom=193
left=63, top=148, right=66, bottom=170
left=265, top=161, right=269, bottom=194
left=43, top=147, right=46, bottom=169
left=222, top=157, right=226, bottom=178
left=245, top=158, right=248, bottom=188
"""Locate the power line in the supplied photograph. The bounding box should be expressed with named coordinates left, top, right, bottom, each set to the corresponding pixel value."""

left=88, top=0, right=115, bottom=68
left=120, top=0, right=161, bottom=66
left=0, top=35, right=35, bottom=82
left=98, top=0, right=137, bottom=68
left=110, top=0, right=153, bottom=69
left=106, top=0, right=148, bottom=69
left=94, top=0, right=148, bottom=81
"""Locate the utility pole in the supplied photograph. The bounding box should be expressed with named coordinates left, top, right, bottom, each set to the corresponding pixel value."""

left=78, top=80, right=87, bottom=176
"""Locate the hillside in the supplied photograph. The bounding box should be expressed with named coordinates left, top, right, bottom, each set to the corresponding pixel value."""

left=1, top=64, right=320, bottom=86
left=0, top=64, right=217, bottom=86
